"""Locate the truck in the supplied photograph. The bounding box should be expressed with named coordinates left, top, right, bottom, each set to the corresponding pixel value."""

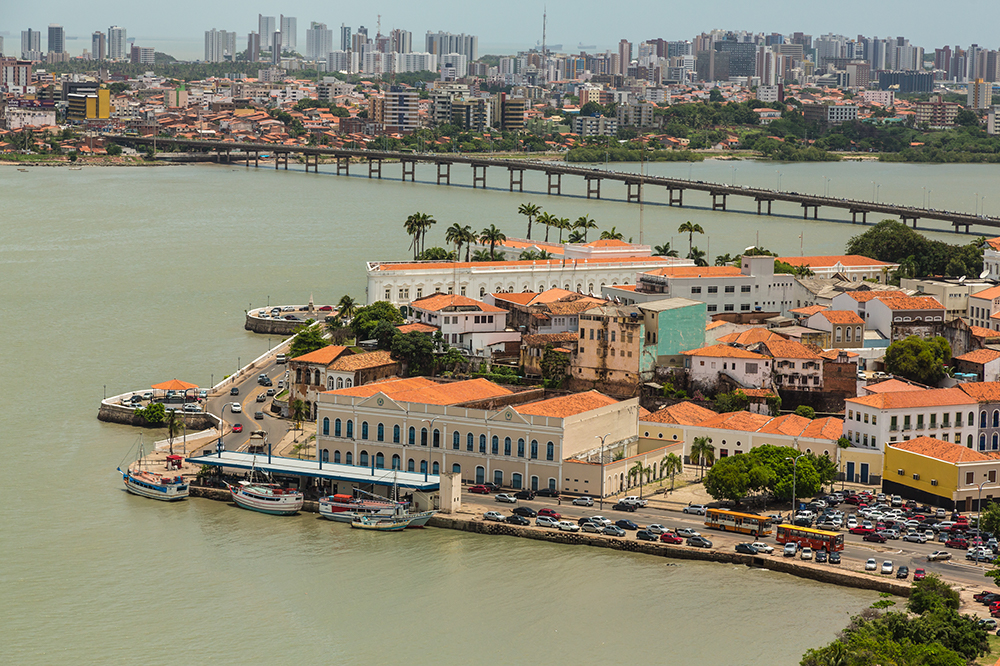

left=620, top=496, right=648, bottom=508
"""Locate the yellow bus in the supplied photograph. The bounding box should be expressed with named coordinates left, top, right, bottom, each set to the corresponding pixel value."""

left=704, top=509, right=773, bottom=537
left=775, top=524, right=844, bottom=552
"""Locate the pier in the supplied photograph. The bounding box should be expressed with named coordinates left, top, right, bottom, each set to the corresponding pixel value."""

left=108, top=135, right=1000, bottom=233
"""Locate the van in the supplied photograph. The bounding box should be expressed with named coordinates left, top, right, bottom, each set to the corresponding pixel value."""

left=276, top=354, right=287, bottom=364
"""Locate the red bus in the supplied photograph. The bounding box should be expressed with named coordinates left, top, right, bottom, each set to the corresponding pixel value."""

left=704, top=509, right=773, bottom=537
left=775, top=524, right=845, bottom=552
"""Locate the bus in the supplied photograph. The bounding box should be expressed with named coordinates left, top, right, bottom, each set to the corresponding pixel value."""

left=704, top=509, right=773, bottom=537
left=775, top=524, right=845, bottom=552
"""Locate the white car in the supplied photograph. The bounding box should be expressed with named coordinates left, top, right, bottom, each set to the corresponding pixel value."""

left=572, top=496, right=594, bottom=507
left=675, top=527, right=700, bottom=538
left=880, top=560, right=894, bottom=574
left=646, top=524, right=668, bottom=535
left=589, top=515, right=612, bottom=527
left=800, top=547, right=814, bottom=560
left=556, top=520, right=581, bottom=533
left=535, top=516, right=559, bottom=528
left=230, top=402, right=242, bottom=413
left=847, top=517, right=858, bottom=529
left=483, top=511, right=506, bottom=522
left=683, top=505, right=707, bottom=515
left=495, top=493, right=518, bottom=504
left=750, top=542, right=774, bottom=554
left=927, top=551, right=952, bottom=562
left=865, top=558, right=878, bottom=571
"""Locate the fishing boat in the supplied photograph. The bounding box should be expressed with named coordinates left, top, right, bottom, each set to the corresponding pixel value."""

left=226, top=479, right=303, bottom=515
left=318, top=493, right=401, bottom=523
left=350, top=515, right=409, bottom=532
left=117, top=437, right=189, bottom=501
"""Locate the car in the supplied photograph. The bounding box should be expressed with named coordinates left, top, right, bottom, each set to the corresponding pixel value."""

left=687, top=536, right=713, bottom=548
left=980, top=593, right=1000, bottom=605
left=683, top=504, right=708, bottom=515
left=182, top=404, right=201, bottom=413
left=903, top=533, right=927, bottom=544
left=256, top=393, right=267, bottom=402
left=506, top=514, right=530, bottom=526
left=468, top=485, right=491, bottom=494
left=637, top=530, right=658, bottom=542
left=927, top=551, right=952, bottom=562
left=495, top=493, right=518, bottom=504
left=616, top=519, right=639, bottom=531
left=621, top=496, right=648, bottom=508
left=141, top=391, right=155, bottom=401
left=676, top=527, right=700, bottom=538
left=800, top=547, right=814, bottom=561
left=557, top=520, right=581, bottom=533
left=483, top=511, right=505, bottom=522
left=535, top=488, right=560, bottom=498
left=913, top=568, right=927, bottom=581
left=581, top=521, right=602, bottom=533
left=512, top=506, right=537, bottom=518
left=266, top=388, right=276, bottom=396
left=815, top=550, right=828, bottom=563
left=828, top=552, right=842, bottom=564
left=589, top=516, right=612, bottom=527
left=645, top=524, right=668, bottom=535
left=849, top=526, right=873, bottom=535
left=514, top=490, right=536, bottom=500
left=735, top=543, right=758, bottom=555
left=750, top=542, right=774, bottom=554
left=230, top=402, right=242, bottom=413
left=865, top=558, right=878, bottom=571
left=254, top=411, right=264, bottom=420
left=535, top=516, right=559, bottom=528
left=784, top=543, right=798, bottom=557
left=880, top=560, right=894, bottom=574
left=974, top=590, right=996, bottom=602
left=601, top=525, right=626, bottom=537
left=232, top=423, right=243, bottom=433
left=612, top=503, right=637, bottom=512
left=479, top=482, right=502, bottom=493
left=846, top=517, right=858, bottom=529
left=257, top=373, right=268, bottom=384
left=318, top=305, right=334, bottom=311
left=896, top=566, right=910, bottom=579
left=982, top=619, right=1000, bottom=631
left=946, top=537, right=969, bottom=549
left=572, top=496, right=594, bottom=507
left=538, top=508, right=561, bottom=520
left=660, top=533, right=684, bottom=544
left=863, top=532, right=887, bottom=543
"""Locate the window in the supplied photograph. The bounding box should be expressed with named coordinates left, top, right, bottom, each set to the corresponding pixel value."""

left=392, top=454, right=401, bottom=470
left=346, top=420, right=353, bottom=438
left=377, top=423, right=384, bottom=441
left=916, top=414, right=924, bottom=430
left=707, top=305, right=717, bottom=312
left=453, top=431, right=460, bottom=450
left=530, top=439, right=538, bottom=459
left=740, top=304, right=750, bottom=311
left=334, top=450, right=341, bottom=464
left=929, top=413, right=936, bottom=429
left=361, top=421, right=369, bottom=440
left=970, top=412, right=975, bottom=427
left=466, top=432, right=474, bottom=452
left=943, top=413, right=950, bottom=428
left=611, top=330, right=616, bottom=342
left=504, top=437, right=512, bottom=456
left=322, top=418, right=330, bottom=436
left=407, top=459, right=415, bottom=472
left=546, top=441, right=554, bottom=461
left=420, top=428, right=428, bottom=446
left=433, top=429, right=440, bottom=448
left=345, top=451, right=352, bottom=465
left=903, top=415, right=910, bottom=430
left=517, top=438, right=525, bottom=458
left=494, top=470, right=503, bottom=486
left=359, top=451, right=369, bottom=466
left=479, top=434, right=486, bottom=453
left=492, top=435, right=499, bottom=455
left=690, top=286, right=702, bottom=294
left=992, top=470, right=998, bottom=482
left=580, top=329, right=585, bottom=339
left=408, top=426, right=416, bottom=446
left=994, top=410, right=999, bottom=428
left=334, top=419, right=342, bottom=437
left=956, top=412, right=963, bottom=427
left=375, top=452, right=384, bottom=469
left=968, top=471, right=976, bottom=485
left=452, top=463, right=461, bottom=474
left=393, top=424, right=400, bottom=443
left=835, top=327, right=842, bottom=343
left=746, top=363, right=758, bottom=374
left=982, top=411, right=988, bottom=429
left=707, top=286, right=718, bottom=294
left=724, top=304, right=734, bottom=312
left=724, top=285, right=735, bottom=293
left=432, top=462, right=440, bottom=475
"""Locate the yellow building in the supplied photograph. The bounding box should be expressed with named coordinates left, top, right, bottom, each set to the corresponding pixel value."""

left=66, top=88, right=110, bottom=121
left=884, top=436, right=1000, bottom=510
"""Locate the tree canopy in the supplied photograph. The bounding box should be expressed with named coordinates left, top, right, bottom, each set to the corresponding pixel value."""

left=288, top=322, right=327, bottom=358
left=883, top=335, right=951, bottom=385
left=845, top=220, right=983, bottom=281
left=391, top=330, right=436, bottom=375
left=702, top=444, right=826, bottom=503
left=351, top=301, right=405, bottom=342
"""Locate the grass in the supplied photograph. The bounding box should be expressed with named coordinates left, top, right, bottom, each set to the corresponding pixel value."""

left=0, top=154, right=66, bottom=162
left=976, top=634, right=1000, bottom=664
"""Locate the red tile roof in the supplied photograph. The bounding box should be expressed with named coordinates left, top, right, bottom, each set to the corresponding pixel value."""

left=717, top=327, right=786, bottom=345
left=696, top=411, right=773, bottom=432
left=291, top=345, right=350, bottom=365
left=642, top=401, right=718, bottom=425
left=889, top=436, right=1000, bottom=463
left=955, top=349, right=1000, bottom=365
left=959, top=382, right=1000, bottom=402
left=397, top=322, right=438, bottom=334
left=325, top=377, right=512, bottom=405
left=791, top=305, right=829, bottom=316
left=756, top=413, right=812, bottom=436
left=644, top=266, right=742, bottom=278
left=682, top=344, right=768, bottom=359
left=816, top=310, right=864, bottom=325
left=799, top=417, right=845, bottom=440
left=514, top=390, right=620, bottom=418
left=971, top=285, right=1000, bottom=301
left=873, top=295, right=944, bottom=311
left=760, top=339, right=824, bottom=360
left=776, top=255, right=896, bottom=268
left=411, top=293, right=504, bottom=313
left=864, top=378, right=926, bottom=394
left=847, top=387, right=976, bottom=409
left=839, top=290, right=907, bottom=303
left=328, top=350, right=397, bottom=372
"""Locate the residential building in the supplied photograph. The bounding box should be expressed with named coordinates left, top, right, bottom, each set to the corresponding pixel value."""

left=616, top=101, right=656, bottom=127
left=91, top=32, right=106, bottom=61
left=954, top=350, right=1000, bottom=383
left=989, top=106, right=999, bottom=136
left=66, top=89, right=110, bottom=122
left=959, top=383, right=1000, bottom=452
left=820, top=349, right=860, bottom=399
left=451, top=97, right=492, bottom=132
left=969, top=78, right=993, bottom=110
left=306, top=22, right=333, bottom=61
left=130, top=45, right=154, bottom=65
left=280, top=15, right=297, bottom=50
left=2, top=99, right=54, bottom=129
left=487, top=288, right=604, bottom=335
left=863, top=295, right=946, bottom=341
left=969, top=284, right=1000, bottom=330
left=408, top=293, right=520, bottom=355
left=682, top=344, right=772, bottom=393
left=0, top=58, right=32, bottom=91
left=756, top=84, right=784, bottom=103
left=520, top=332, right=578, bottom=376
left=913, top=93, right=962, bottom=128
left=801, top=103, right=858, bottom=125
left=860, top=90, right=895, bottom=106
left=500, top=95, right=527, bottom=131
left=776, top=255, right=898, bottom=283
left=805, top=310, right=865, bottom=348
left=107, top=26, right=126, bottom=60
left=640, top=401, right=716, bottom=452
left=47, top=25, right=65, bottom=55
left=572, top=115, right=618, bottom=137
left=883, top=437, right=1000, bottom=510
left=829, top=289, right=909, bottom=326
left=902, top=276, right=991, bottom=322
left=752, top=338, right=824, bottom=392
left=204, top=29, right=237, bottom=63
left=289, top=347, right=399, bottom=419
left=372, top=86, right=419, bottom=133
left=425, top=31, right=478, bottom=62
left=21, top=29, right=41, bottom=60
left=844, top=387, right=978, bottom=450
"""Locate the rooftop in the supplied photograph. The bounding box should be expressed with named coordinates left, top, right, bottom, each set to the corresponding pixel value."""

left=864, top=378, right=927, bottom=394
left=874, top=295, right=944, bottom=311
left=411, top=293, right=504, bottom=313
left=644, top=265, right=743, bottom=278
left=717, top=327, right=786, bottom=346
left=889, top=436, right=1000, bottom=464
left=513, top=390, right=620, bottom=418
left=776, top=255, right=897, bottom=268
left=324, top=376, right=513, bottom=405
left=955, top=349, right=1000, bottom=365
left=838, top=290, right=908, bottom=303
left=847, top=387, right=977, bottom=409
left=959, top=382, right=1000, bottom=403
left=758, top=338, right=824, bottom=360
left=682, top=343, right=769, bottom=359
left=373, top=256, right=671, bottom=272
left=815, top=310, right=865, bottom=325
left=642, top=401, right=718, bottom=425
left=972, top=285, right=1000, bottom=301
left=696, top=410, right=774, bottom=432
left=291, top=345, right=350, bottom=365
left=328, top=350, right=396, bottom=372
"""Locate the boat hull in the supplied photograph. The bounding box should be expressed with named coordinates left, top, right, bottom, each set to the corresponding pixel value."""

left=120, top=469, right=189, bottom=501
left=228, top=485, right=303, bottom=515
left=351, top=518, right=408, bottom=531
left=404, top=511, right=437, bottom=528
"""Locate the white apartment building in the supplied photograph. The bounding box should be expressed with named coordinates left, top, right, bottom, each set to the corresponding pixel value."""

left=409, top=293, right=520, bottom=354
left=327, top=50, right=359, bottom=74
left=901, top=277, right=993, bottom=322
left=968, top=285, right=1000, bottom=330
left=844, top=388, right=978, bottom=451
left=682, top=344, right=772, bottom=392
left=756, top=85, right=782, bottom=102
left=866, top=295, right=945, bottom=340
left=830, top=289, right=908, bottom=327
left=776, top=255, right=898, bottom=283
left=982, top=237, right=1000, bottom=280
left=860, top=90, right=895, bottom=106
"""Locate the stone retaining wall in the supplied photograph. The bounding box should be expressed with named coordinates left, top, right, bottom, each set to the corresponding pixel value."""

left=244, top=314, right=304, bottom=335
left=98, top=402, right=217, bottom=430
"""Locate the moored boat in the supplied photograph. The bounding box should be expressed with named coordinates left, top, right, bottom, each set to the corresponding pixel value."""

left=117, top=436, right=189, bottom=501
left=350, top=515, right=409, bottom=531
left=403, top=510, right=437, bottom=528
left=319, top=493, right=400, bottom=523
left=227, top=480, right=303, bottom=515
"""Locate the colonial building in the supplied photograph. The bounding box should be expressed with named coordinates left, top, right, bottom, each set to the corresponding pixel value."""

left=954, top=349, right=1000, bottom=383
left=776, top=255, right=898, bottom=283
left=486, top=288, right=604, bottom=335
left=844, top=387, right=978, bottom=451
left=682, top=344, right=772, bottom=393
left=865, top=295, right=946, bottom=341
left=883, top=436, right=1000, bottom=510
left=289, top=346, right=398, bottom=419
left=408, top=293, right=520, bottom=355
left=750, top=338, right=824, bottom=392
left=805, top=310, right=865, bottom=349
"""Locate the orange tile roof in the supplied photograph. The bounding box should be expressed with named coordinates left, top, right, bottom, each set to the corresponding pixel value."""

left=791, top=305, right=828, bottom=316
left=377, top=256, right=671, bottom=271
left=396, top=322, right=438, bottom=334
left=889, top=436, right=1000, bottom=464
left=644, top=266, right=742, bottom=278
left=327, top=350, right=397, bottom=372
left=514, top=390, right=620, bottom=418
left=500, top=238, right=566, bottom=254
left=696, top=411, right=773, bottom=432
left=986, top=237, right=1000, bottom=252
left=756, top=413, right=812, bottom=436
left=864, top=379, right=926, bottom=394
left=682, top=344, right=768, bottom=359
left=760, top=339, right=824, bottom=360
left=491, top=292, right=539, bottom=305
left=740, top=388, right=779, bottom=398
left=959, top=382, right=1000, bottom=402
left=873, top=295, right=944, bottom=311
left=818, top=349, right=859, bottom=360
left=799, top=417, right=845, bottom=440
left=972, top=285, right=1000, bottom=301
left=705, top=321, right=728, bottom=331
left=840, top=290, right=907, bottom=303
left=642, top=401, right=718, bottom=425
left=291, top=345, right=350, bottom=365
left=816, top=310, right=864, bottom=325
left=847, top=387, right=976, bottom=409
left=326, top=377, right=512, bottom=405
left=584, top=239, right=632, bottom=247
left=411, top=293, right=504, bottom=313
left=522, top=332, right=579, bottom=347
left=717, top=327, right=785, bottom=345
left=776, top=255, right=896, bottom=268
left=955, top=349, right=1000, bottom=365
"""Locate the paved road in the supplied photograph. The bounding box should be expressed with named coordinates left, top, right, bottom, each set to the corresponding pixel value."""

left=206, top=358, right=289, bottom=453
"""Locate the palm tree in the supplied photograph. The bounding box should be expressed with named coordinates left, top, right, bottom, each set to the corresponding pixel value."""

left=600, top=226, right=624, bottom=240
left=677, top=221, right=705, bottom=255
left=688, top=246, right=708, bottom=267
left=660, top=453, right=683, bottom=492
left=519, top=249, right=554, bottom=260
left=629, top=460, right=644, bottom=488
left=471, top=248, right=495, bottom=262
left=417, top=213, right=437, bottom=255
left=536, top=211, right=556, bottom=243
left=556, top=217, right=571, bottom=243
left=573, top=215, right=598, bottom=242
left=568, top=230, right=587, bottom=244
left=337, top=294, right=357, bottom=322
left=715, top=252, right=734, bottom=266
left=518, top=202, right=542, bottom=240
left=403, top=213, right=423, bottom=259
left=653, top=242, right=678, bottom=257
left=480, top=224, right=507, bottom=260
left=690, top=436, right=715, bottom=481
left=165, top=409, right=183, bottom=456
left=445, top=223, right=473, bottom=261
left=291, top=399, right=307, bottom=442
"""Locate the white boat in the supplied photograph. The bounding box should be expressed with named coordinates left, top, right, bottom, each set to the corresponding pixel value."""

left=117, top=437, right=189, bottom=501
left=227, top=480, right=303, bottom=515
left=319, top=491, right=437, bottom=528
left=350, top=515, right=409, bottom=532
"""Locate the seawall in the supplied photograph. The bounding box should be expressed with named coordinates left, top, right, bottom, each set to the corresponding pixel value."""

left=98, top=401, right=218, bottom=429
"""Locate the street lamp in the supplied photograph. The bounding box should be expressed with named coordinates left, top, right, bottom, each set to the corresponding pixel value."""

left=596, top=433, right=611, bottom=510
left=785, top=454, right=806, bottom=515
left=776, top=171, right=782, bottom=191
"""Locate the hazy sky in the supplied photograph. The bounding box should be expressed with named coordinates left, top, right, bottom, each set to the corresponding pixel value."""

left=4, top=0, right=999, bottom=58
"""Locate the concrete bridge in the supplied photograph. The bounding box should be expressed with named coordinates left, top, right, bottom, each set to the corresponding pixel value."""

left=110, top=135, right=1000, bottom=233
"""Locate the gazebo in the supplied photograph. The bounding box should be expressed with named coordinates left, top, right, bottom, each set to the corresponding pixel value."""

left=151, top=379, right=199, bottom=400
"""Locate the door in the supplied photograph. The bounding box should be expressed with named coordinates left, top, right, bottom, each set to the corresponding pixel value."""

left=475, top=466, right=485, bottom=484
left=511, top=473, right=522, bottom=489
left=493, top=470, right=503, bottom=487
left=531, top=475, right=538, bottom=491
left=846, top=461, right=855, bottom=484
left=860, top=462, right=869, bottom=484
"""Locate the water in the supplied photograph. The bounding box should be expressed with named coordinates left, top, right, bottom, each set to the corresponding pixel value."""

left=8, top=158, right=994, bottom=663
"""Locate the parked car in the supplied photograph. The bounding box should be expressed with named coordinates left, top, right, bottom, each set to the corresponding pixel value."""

left=483, top=511, right=506, bottom=522
left=815, top=550, right=828, bottom=563
left=981, top=619, right=999, bottom=631
left=514, top=490, right=536, bottom=500
left=974, top=590, right=996, bottom=602
left=535, top=488, right=560, bottom=498
left=913, top=568, right=927, bottom=581
left=750, top=542, right=774, bottom=554
left=927, top=551, right=952, bottom=562
left=800, top=547, right=814, bottom=561
left=636, top=530, right=658, bottom=542
left=601, top=525, right=626, bottom=537
left=538, top=508, right=561, bottom=520
left=828, top=552, right=842, bottom=564
left=896, top=566, right=910, bottom=579
left=512, top=506, right=537, bottom=518
left=645, top=524, right=668, bottom=535
left=265, top=388, right=275, bottom=396
left=902, top=533, right=927, bottom=544
left=863, top=533, right=887, bottom=543
left=683, top=504, right=708, bottom=515
left=230, top=387, right=239, bottom=396
left=468, top=485, right=491, bottom=494
left=687, top=536, right=713, bottom=548
left=556, top=520, right=581, bottom=533
left=506, top=514, right=530, bottom=526
left=849, top=526, right=873, bottom=535
left=675, top=527, right=700, bottom=538
left=946, top=537, right=969, bottom=549
left=616, top=519, right=639, bottom=531
left=581, top=521, right=602, bottom=533
left=660, top=533, right=684, bottom=544
left=612, top=503, right=637, bottom=512
left=535, top=516, right=559, bottom=528
left=588, top=516, right=612, bottom=527
left=495, top=493, right=518, bottom=504
left=572, top=496, right=594, bottom=507
left=735, top=543, right=758, bottom=555
left=880, top=560, right=894, bottom=574
left=865, top=558, right=878, bottom=571
left=620, top=496, right=648, bottom=508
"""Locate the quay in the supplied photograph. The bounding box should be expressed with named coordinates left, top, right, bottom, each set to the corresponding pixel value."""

left=108, top=135, right=1000, bottom=234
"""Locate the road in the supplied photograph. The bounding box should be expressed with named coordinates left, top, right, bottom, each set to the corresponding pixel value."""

left=206, top=357, right=290, bottom=454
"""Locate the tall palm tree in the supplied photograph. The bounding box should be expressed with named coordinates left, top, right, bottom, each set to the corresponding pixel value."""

left=165, top=408, right=182, bottom=456
left=568, top=230, right=587, bottom=244
left=403, top=213, right=423, bottom=259
left=461, top=226, right=478, bottom=262
left=688, top=246, right=708, bottom=267
left=715, top=253, right=734, bottom=266
left=653, top=242, right=678, bottom=257
left=600, top=226, right=624, bottom=240
left=417, top=213, right=437, bottom=255
left=660, top=453, right=683, bottom=492
left=690, top=436, right=715, bottom=481
left=445, top=223, right=472, bottom=260
left=556, top=217, right=571, bottom=243
left=479, top=224, right=507, bottom=260
left=573, top=215, right=598, bottom=242
left=677, top=221, right=705, bottom=255
left=291, top=399, right=307, bottom=443
left=518, top=202, right=542, bottom=240
left=536, top=211, right=556, bottom=243
left=519, top=249, right=554, bottom=260
left=471, top=248, right=495, bottom=262
left=337, top=294, right=357, bottom=322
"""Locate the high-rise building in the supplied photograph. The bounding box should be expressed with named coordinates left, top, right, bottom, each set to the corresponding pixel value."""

left=21, top=29, right=41, bottom=60
left=108, top=26, right=127, bottom=60
left=713, top=40, right=756, bottom=78
left=969, top=79, right=993, bottom=109
left=204, top=29, right=237, bottom=63
left=425, top=31, right=478, bottom=62
left=47, top=24, right=65, bottom=54
left=247, top=32, right=261, bottom=62
left=130, top=45, right=154, bottom=65
left=340, top=24, right=352, bottom=51
left=0, top=37, right=4, bottom=56
left=306, top=22, right=333, bottom=60
left=91, top=31, right=106, bottom=60
left=280, top=15, right=297, bottom=51
left=618, top=39, right=632, bottom=76
left=272, top=32, right=282, bottom=64
left=259, top=15, right=276, bottom=51
left=390, top=29, right=412, bottom=54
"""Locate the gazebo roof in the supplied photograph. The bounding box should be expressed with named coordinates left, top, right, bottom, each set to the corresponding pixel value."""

left=151, top=379, right=199, bottom=391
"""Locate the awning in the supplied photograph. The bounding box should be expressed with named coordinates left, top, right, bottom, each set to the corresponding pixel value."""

left=152, top=379, right=199, bottom=391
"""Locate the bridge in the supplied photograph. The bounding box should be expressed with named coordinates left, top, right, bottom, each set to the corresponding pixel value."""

left=109, top=135, right=1000, bottom=233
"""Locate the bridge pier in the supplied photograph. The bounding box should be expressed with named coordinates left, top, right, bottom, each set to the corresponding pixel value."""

left=801, top=203, right=819, bottom=219
left=336, top=156, right=349, bottom=175
left=547, top=172, right=562, bottom=195
left=667, top=187, right=684, bottom=206
left=304, top=153, right=319, bottom=173
left=401, top=159, right=416, bottom=182
left=755, top=198, right=773, bottom=215
left=368, top=158, right=382, bottom=179
left=586, top=176, right=601, bottom=199
left=275, top=152, right=288, bottom=170
left=627, top=181, right=642, bottom=203
left=437, top=162, right=451, bottom=185
left=711, top=192, right=727, bottom=211
left=472, top=164, right=487, bottom=188
left=851, top=209, right=868, bottom=224
left=954, top=221, right=971, bottom=233
left=246, top=150, right=259, bottom=167
left=222, top=149, right=231, bottom=164
left=509, top=167, right=524, bottom=192
left=901, top=215, right=919, bottom=228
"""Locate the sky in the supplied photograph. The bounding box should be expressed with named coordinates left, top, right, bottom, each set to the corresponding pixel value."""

left=3, top=0, right=999, bottom=60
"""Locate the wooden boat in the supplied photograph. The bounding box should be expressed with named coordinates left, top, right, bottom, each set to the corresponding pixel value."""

left=226, top=480, right=303, bottom=515
left=117, top=437, right=189, bottom=501
left=319, top=491, right=436, bottom=527
left=350, top=515, right=409, bottom=531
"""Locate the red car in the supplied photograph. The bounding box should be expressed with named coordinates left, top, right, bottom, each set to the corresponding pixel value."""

left=974, top=590, right=996, bottom=601
left=849, top=526, right=874, bottom=535
left=913, top=569, right=926, bottom=581
left=845, top=496, right=860, bottom=505
left=660, top=533, right=684, bottom=545
left=863, top=532, right=887, bottom=543
left=317, top=305, right=334, bottom=311
left=232, top=423, right=243, bottom=433
left=538, top=508, right=561, bottom=520
left=946, top=538, right=969, bottom=549
left=468, top=485, right=491, bottom=494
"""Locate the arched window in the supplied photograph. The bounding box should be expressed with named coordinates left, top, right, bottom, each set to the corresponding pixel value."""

left=432, top=461, right=440, bottom=474
left=993, top=410, right=999, bottom=428
left=393, top=425, right=400, bottom=443
left=322, top=417, right=330, bottom=436
left=546, top=441, right=554, bottom=461
left=377, top=423, right=384, bottom=441
left=327, top=377, right=334, bottom=390
left=982, top=411, right=988, bottom=429
left=530, top=440, right=538, bottom=459
left=475, top=466, right=485, bottom=484
left=314, top=370, right=321, bottom=385
left=467, top=433, right=474, bottom=452
left=321, top=449, right=329, bottom=462
left=345, top=378, right=352, bottom=388
left=334, top=419, right=342, bottom=437
left=492, top=435, right=499, bottom=455
left=494, top=470, right=503, bottom=486
left=504, top=437, right=512, bottom=456
left=530, top=476, right=539, bottom=491
left=296, top=368, right=302, bottom=383
left=983, top=435, right=989, bottom=451
left=970, top=412, right=976, bottom=427
left=479, top=434, right=487, bottom=453
left=334, top=450, right=341, bottom=463
left=359, top=450, right=369, bottom=466
left=361, top=421, right=369, bottom=440
left=512, top=473, right=523, bottom=489
left=420, top=428, right=428, bottom=446
left=452, top=463, right=461, bottom=474
left=407, top=459, right=415, bottom=472
left=336, top=377, right=343, bottom=389
left=548, top=478, right=556, bottom=491
left=408, top=427, right=416, bottom=446
left=993, top=433, right=999, bottom=451
left=969, top=434, right=974, bottom=448
left=392, top=454, right=401, bottom=470
left=345, top=451, right=353, bottom=465
left=517, top=438, right=525, bottom=458
left=346, top=420, right=353, bottom=439
left=453, top=431, right=460, bottom=450
left=420, top=460, right=428, bottom=474
left=375, top=452, right=385, bottom=469
left=433, top=429, right=441, bottom=448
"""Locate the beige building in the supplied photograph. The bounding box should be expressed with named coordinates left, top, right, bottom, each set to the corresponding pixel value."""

left=289, top=346, right=398, bottom=419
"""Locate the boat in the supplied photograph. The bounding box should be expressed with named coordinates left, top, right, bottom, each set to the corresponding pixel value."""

left=69, top=166, right=82, bottom=170
left=17, top=168, right=28, bottom=172
left=319, top=490, right=437, bottom=527
left=350, top=515, right=409, bottom=531
left=226, top=479, right=303, bottom=515
left=117, top=436, right=189, bottom=501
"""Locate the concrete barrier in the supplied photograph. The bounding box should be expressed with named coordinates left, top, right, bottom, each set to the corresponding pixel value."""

left=98, top=400, right=218, bottom=430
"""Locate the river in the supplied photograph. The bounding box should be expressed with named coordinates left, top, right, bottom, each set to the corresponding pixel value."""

left=9, top=158, right=995, bottom=663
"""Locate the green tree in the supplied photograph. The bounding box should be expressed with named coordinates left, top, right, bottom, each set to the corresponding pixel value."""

left=350, top=301, right=404, bottom=341
left=540, top=344, right=570, bottom=385
left=677, top=221, right=705, bottom=255
left=573, top=215, right=598, bottom=242
left=714, top=390, right=749, bottom=413
left=391, top=330, right=437, bottom=376
left=136, top=402, right=166, bottom=424
left=660, top=453, right=683, bottom=492
left=600, top=226, right=624, bottom=240
left=884, top=335, right=951, bottom=385
left=555, top=217, right=571, bottom=243
left=688, top=246, right=708, bottom=267
left=703, top=454, right=750, bottom=501
left=955, top=108, right=980, bottom=127
left=371, top=319, right=400, bottom=350
left=336, top=294, right=358, bottom=322
left=908, top=573, right=960, bottom=614
left=440, top=346, right=465, bottom=374
left=690, top=436, right=715, bottom=480
left=794, top=405, right=816, bottom=418
left=979, top=502, right=1000, bottom=540
left=403, top=213, right=423, bottom=259
left=518, top=202, right=541, bottom=240
left=536, top=211, right=556, bottom=243
left=479, top=224, right=507, bottom=260
left=416, top=247, right=455, bottom=260
left=709, top=88, right=725, bottom=103
left=290, top=399, right=307, bottom=440
left=446, top=223, right=476, bottom=261
left=653, top=242, right=679, bottom=257
left=288, top=323, right=328, bottom=358
left=106, top=143, right=123, bottom=156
